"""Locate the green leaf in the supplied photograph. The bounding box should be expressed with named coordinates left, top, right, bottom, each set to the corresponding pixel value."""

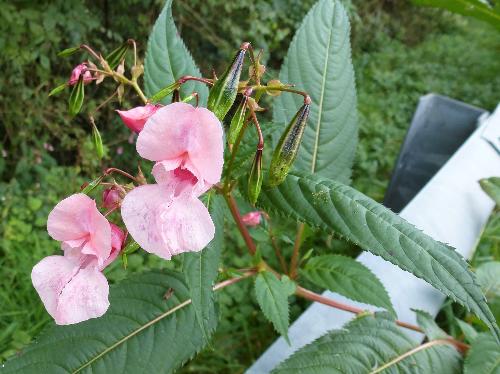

left=91, top=121, right=104, bottom=159
left=144, top=0, right=208, bottom=105
left=48, top=83, right=67, bottom=97
left=480, top=177, right=500, bottom=206
left=57, top=46, right=80, bottom=57
left=414, top=309, right=448, bottom=340
left=464, top=332, right=500, bottom=374
left=273, top=313, right=461, bottom=373
left=273, top=0, right=357, bottom=183
left=254, top=272, right=296, bottom=343
left=258, top=171, right=500, bottom=341
left=1, top=270, right=215, bottom=373
left=182, top=193, right=224, bottom=344
left=68, top=77, right=84, bottom=116
left=106, top=42, right=129, bottom=70
left=456, top=319, right=478, bottom=343
left=413, top=0, right=500, bottom=30
left=476, top=261, right=500, bottom=299
left=301, top=254, right=395, bottom=315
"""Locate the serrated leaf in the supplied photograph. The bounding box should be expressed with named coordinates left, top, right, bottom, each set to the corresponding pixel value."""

left=273, top=313, right=461, bottom=373
left=48, top=83, right=67, bottom=97
left=255, top=271, right=295, bottom=343
left=273, top=0, right=357, bottom=183
left=301, top=254, right=395, bottom=315
left=415, top=309, right=448, bottom=340
left=144, top=0, right=208, bottom=105
left=1, top=270, right=215, bottom=373
left=413, top=0, right=500, bottom=30
left=68, top=77, right=84, bottom=116
left=456, top=319, right=478, bottom=343
left=476, top=261, right=500, bottom=299
left=182, top=193, right=224, bottom=344
left=480, top=177, right=500, bottom=206
left=464, top=332, right=500, bottom=374
left=258, top=171, right=500, bottom=341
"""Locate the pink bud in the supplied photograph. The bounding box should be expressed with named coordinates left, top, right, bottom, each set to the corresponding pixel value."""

left=102, top=187, right=121, bottom=209
left=116, top=104, right=160, bottom=133
left=68, top=63, right=93, bottom=86
left=241, top=211, right=262, bottom=227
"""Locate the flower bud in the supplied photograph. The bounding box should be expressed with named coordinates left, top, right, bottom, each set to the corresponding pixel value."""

left=207, top=42, right=249, bottom=120
left=248, top=149, right=263, bottom=205
left=242, top=211, right=262, bottom=227
left=102, top=187, right=121, bottom=208
left=68, top=63, right=93, bottom=86
left=116, top=104, right=160, bottom=133
left=269, top=100, right=311, bottom=187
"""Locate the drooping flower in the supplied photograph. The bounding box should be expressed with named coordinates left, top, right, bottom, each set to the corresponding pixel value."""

left=116, top=104, right=160, bottom=133
left=136, top=102, right=224, bottom=194
left=68, top=63, right=93, bottom=86
left=241, top=211, right=262, bottom=227
left=121, top=102, right=224, bottom=260
left=47, top=194, right=111, bottom=265
left=33, top=194, right=125, bottom=325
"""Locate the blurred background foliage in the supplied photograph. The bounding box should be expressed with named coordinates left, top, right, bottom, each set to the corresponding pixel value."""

left=1, top=0, right=499, bottom=371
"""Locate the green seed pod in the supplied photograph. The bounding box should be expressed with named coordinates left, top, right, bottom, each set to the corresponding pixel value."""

left=150, top=81, right=180, bottom=103
left=207, top=42, right=249, bottom=120
left=269, top=100, right=311, bottom=187
left=106, top=42, right=129, bottom=70
left=248, top=150, right=263, bottom=205
left=68, top=76, right=85, bottom=117
left=228, top=95, right=249, bottom=145
left=91, top=121, right=104, bottom=159
left=81, top=175, right=104, bottom=195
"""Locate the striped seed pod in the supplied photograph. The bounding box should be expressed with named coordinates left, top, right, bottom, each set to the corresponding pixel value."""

left=248, top=149, right=263, bottom=205
left=269, top=99, right=311, bottom=187
left=207, top=42, right=249, bottom=120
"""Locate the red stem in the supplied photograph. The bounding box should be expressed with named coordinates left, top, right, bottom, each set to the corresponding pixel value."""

left=224, top=193, right=257, bottom=255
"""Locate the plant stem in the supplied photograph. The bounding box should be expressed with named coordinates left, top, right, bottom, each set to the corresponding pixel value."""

left=224, top=193, right=257, bottom=256
left=250, top=85, right=310, bottom=103
left=104, top=168, right=139, bottom=183
left=289, top=223, right=305, bottom=279
left=131, top=81, right=148, bottom=104
left=214, top=270, right=257, bottom=290
left=264, top=216, right=288, bottom=274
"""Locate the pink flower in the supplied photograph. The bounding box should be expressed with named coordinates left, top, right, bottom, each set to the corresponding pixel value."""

left=68, top=63, right=93, bottom=86
left=242, top=211, right=262, bottom=227
left=33, top=194, right=125, bottom=325
left=136, top=102, right=224, bottom=194
left=121, top=103, right=224, bottom=260
left=116, top=104, right=160, bottom=133
left=102, top=187, right=121, bottom=209
left=47, top=194, right=111, bottom=265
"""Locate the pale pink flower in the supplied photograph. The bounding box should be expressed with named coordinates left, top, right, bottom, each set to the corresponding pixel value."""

left=102, top=187, right=121, bottom=208
left=242, top=211, right=262, bottom=227
left=47, top=194, right=111, bottom=264
left=33, top=194, right=125, bottom=325
left=116, top=104, right=160, bottom=133
left=68, top=63, right=93, bottom=86
left=136, top=102, right=224, bottom=194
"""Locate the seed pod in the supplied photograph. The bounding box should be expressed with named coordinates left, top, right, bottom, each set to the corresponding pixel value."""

left=269, top=101, right=311, bottom=187
left=68, top=76, right=85, bottom=116
left=106, top=42, right=129, bottom=70
left=81, top=175, right=104, bottom=194
left=227, top=95, right=249, bottom=145
left=248, top=150, right=263, bottom=205
left=91, top=121, right=104, bottom=159
left=207, top=42, right=249, bottom=120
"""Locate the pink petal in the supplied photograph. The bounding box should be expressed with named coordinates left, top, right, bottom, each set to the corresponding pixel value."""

left=121, top=184, right=174, bottom=259
left=99, top=223, right=125, bottom=270
left=82, top=201, right=111, bottom=263
left=31, top=256, right=79, bottom=321
left=121, top=184, right=214, bottom=259
left=47, top=194, right=94, bottom=242
left=158, top=194, right=215, bottom=258
left=187, top=107, right=224, bottom=185
left=136, top=102, right=195, bottom=161
left=152, top=161, right=206, bottom=197
left=55, top=266, right=109, bottom=325
left=116, top=104, right=159, bottom=133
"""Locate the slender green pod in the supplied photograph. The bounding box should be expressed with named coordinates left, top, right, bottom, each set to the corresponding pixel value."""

left=248, top=150, right=263, bottom=205
left=207, top=42, right=249, bottom=120
left=269, top=97, right=311, bottom=187
left=228, top=88, right=253, bottom=145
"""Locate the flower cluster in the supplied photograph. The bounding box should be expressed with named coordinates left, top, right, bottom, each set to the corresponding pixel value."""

left=32, top=102, right=224, bottom=325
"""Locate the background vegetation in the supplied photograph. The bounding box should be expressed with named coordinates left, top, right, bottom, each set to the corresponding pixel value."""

left=1, top=0, right=499, bottom=372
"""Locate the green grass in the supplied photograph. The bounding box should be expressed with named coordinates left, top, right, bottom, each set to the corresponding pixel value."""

left=1, top=14, right=499, bottom=373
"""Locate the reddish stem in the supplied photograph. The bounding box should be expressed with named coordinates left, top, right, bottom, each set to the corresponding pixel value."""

left=250, top=109, right=264, bottom=151
left=177, top=75, right=213, bottom=86
left=104, top=168, right=138, bottom=183
left=224, top=193, right=257, bottom=255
